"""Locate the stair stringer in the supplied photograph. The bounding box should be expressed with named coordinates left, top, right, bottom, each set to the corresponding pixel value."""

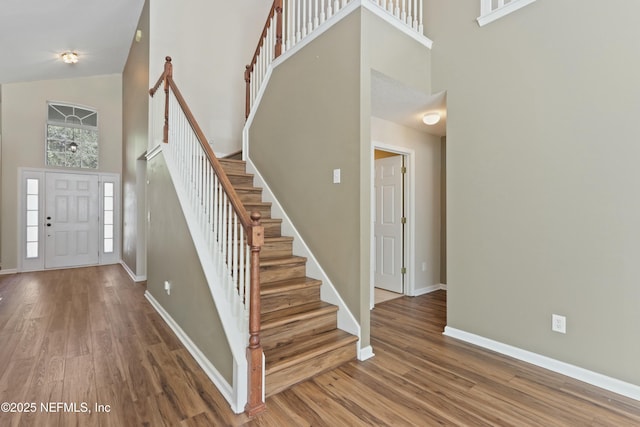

left=158, top=145, right=252, bottom=414
left=243, top=154, right=372, bottom=361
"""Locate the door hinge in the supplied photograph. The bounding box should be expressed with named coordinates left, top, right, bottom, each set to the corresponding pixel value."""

left=401, top=217, right=406, bottom=224
left=401, top=267, right=407, bottom=274
left=401, top=166, right=407, bottom=174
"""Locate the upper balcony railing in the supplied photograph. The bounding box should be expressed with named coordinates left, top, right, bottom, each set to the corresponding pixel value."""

left=245, top=0, right=427, bottom=119
left=477, top=0, right=537, bottom=27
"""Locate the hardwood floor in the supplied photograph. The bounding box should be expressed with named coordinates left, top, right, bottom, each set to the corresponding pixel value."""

left=0, top=265, right=638, bottom=426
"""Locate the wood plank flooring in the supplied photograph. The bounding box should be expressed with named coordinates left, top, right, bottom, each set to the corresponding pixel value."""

left=0, top=265, right=639, bottom=426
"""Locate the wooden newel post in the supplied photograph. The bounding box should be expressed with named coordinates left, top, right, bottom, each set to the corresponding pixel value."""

left=244, top=65, right=252, bottom=120
left=275, top=0, right=283, bottom=58
left=163, top=56, right=173, bottom=143
left=245, top=211, right=266, bottom=416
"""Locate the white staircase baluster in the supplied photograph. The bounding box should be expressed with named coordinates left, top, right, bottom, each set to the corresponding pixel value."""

left=284, top=0, right=290, bottom=50
left=302, top=0, right=307, bottom=37
left=232, top=212, right=238, bottom=305
left=314, top=0, right=319, bottom=29
left=296, top=0, right=302, bottom=42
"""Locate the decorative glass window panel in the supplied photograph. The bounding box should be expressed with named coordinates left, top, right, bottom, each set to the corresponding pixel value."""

left=25, top=178, right=39, bottom=259
left=103, top=182, right=114, bottom=253
left=46, top=103, right=98, bottom=169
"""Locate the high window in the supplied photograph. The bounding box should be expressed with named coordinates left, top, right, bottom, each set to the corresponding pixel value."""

left=46, top=102, right=98, bottom=169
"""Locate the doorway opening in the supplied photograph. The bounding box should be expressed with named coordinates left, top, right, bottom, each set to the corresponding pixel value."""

left=19, top=168, right=120, bottom=272
left=374, top=149, right=406, bottom=304
left=371, top=145, right=415, bottom=309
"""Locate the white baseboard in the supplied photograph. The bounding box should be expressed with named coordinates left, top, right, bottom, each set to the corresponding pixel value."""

left=358, top=344, right=375, bottom=361
left=443, top=326, right=640, bottom=402
left=144, top=291, right=237, bottom=408
left=412, top=284, right=442, bottom=296
left=440, top=283, right=447, bottom=291
left=0, top=268, right=17, bottom=276
left=120, top=261, right=146, bottom=282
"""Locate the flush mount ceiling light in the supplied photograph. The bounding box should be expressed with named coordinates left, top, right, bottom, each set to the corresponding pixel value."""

left=61, top=52, right=79, bottom=64
left=422, top=112, right=441, bottom=125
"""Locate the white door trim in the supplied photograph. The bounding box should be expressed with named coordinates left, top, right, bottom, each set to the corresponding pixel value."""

left=370, top=143, right=416, bottom=309
left=18, top=167, right=121, bottom=272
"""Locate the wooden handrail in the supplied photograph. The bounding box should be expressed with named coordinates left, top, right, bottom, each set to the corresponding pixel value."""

left=245, top=0, right=283, bottom=119
left=165, top=79, right=255, bottom=236
left=149, top=56, right=265, bottom=416
left=150, top=57, right=254, bottom=237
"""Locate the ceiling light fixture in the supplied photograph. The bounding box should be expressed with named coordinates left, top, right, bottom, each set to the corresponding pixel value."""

left=61, top=52, right=79, bottom=64
left=422, top=112, right=441, bottom=126
left=68, top=142, right=78, bottom=153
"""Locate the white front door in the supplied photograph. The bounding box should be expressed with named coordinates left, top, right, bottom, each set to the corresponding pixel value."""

left=374, top=155, right=404, bottom=293
left=44, top=172, right=99, bottom=268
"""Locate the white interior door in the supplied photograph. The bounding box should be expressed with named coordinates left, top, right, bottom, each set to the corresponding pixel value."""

left=45, top=172, right=99, bottom=268
left=374, top=155, right=404, bottom=293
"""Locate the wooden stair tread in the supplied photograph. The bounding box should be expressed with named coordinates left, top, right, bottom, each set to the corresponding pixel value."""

left=219, top=158, right=245, bottom=164
left=261, top=301, right=336, bottom=329
left=265, top=329, right=358, bottom=374
left=261, top=277, right=321, bottom=296
left=264, top=236, right=293, bottom=243
left=260, top=218, right=282, bottom=226
left=224, top=170, right=253, bottom=177
left=260, top=256, right=307, bottom=267
left=243, top=201, right=271, bottom=207
left=234, top=185, right=262, bottom=193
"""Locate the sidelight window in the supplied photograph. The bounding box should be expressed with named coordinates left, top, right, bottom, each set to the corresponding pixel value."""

left=103, top=181, right=115, bottom=254
left=25, top=178, right=40, bottom=258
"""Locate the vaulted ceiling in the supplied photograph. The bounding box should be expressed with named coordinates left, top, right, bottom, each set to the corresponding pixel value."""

left=0, top=0, right=145, bottom=84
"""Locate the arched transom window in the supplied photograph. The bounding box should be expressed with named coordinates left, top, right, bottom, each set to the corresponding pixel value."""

left=46, top=102, right=99, bottom=169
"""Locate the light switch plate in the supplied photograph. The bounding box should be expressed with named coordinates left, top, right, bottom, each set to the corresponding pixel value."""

left=333, top=169, right=341, bottom=184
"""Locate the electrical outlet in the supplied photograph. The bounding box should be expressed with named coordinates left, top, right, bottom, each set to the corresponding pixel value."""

left=552, top=314, right=566, bottom=334
left=422, top=262, right=427, bottom=272
left=164, top=280, right=171, bottom=296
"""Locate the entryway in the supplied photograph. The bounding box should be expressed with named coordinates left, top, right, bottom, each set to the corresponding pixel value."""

left=19, top=168, right=120, bottom=272
left=44, top=172, right=99, bottom=268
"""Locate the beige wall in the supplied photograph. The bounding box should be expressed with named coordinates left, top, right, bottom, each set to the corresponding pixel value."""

left=122, top=0, right=150, bottom=278
left=250, top=11, right=363, bottom=324
left=0, top=74, right=123, bottom=270
left=146, top=153, right=233, bottom=383
left=250, top=9, right=432, bottom=348
left=360, top=9, right=432, bottom=343
left=148, top=0, right=271, bottom=155
left=371, top=117, right=441, bottom=292
left=426, top=0, right=640, bottom=385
